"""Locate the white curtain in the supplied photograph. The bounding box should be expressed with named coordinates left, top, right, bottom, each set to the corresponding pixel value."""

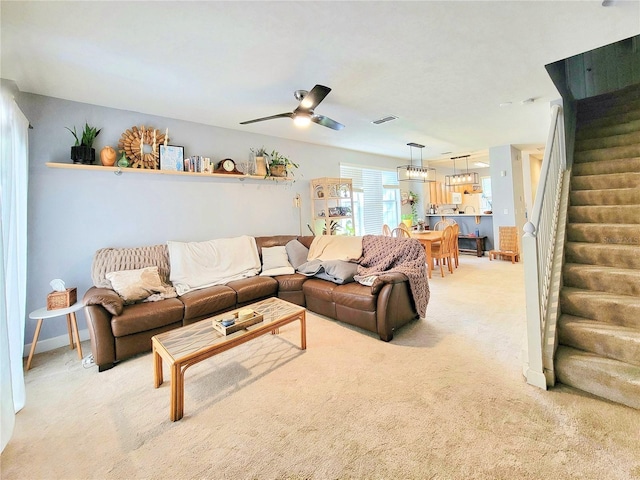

left=0, top=83, right=29, bottom=452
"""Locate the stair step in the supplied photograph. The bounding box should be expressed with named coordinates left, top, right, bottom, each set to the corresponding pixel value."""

left=574, top=145, right=640, bottom=163
left=563, top=263, right=640, bottom=296
left=575, top=130, right=640, bottom=152
left=571, top=172, right=640, bottom=190
left=578, top=109, right=640, bottom=131
left=558, top=315, right=640, bottom=367
left=566, top=223, right=640, bottom=245
left=565, top=242, right=640, bottom=268
left=576, top=119, right=640, bottom=141
left=560, top=288, right=640, bottom=329
left=578, top=85, right=640, bottom=112
left=555, top=345, right=640, bottom=409
left=572, top=157, right=640, bottom=177
left=567, top=205, right=640, bottom=224
left=570, top=188, right=640, bottom=206
left=578, top=96, right=640, bottom=119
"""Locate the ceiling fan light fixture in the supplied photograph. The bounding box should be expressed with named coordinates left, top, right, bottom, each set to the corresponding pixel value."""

left=293, top=113, right=311, bottom=127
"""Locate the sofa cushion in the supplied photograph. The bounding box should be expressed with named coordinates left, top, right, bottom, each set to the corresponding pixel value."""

left=260, top=246, right=294, bottom=276
left=180, top=285, right=237, bottom=322
left=106, top=266, right=166, bottom=303
left=111, top=298, right=184, bottom=337
left=302, top=277, right=337, bottom=302
left=332, top=282, right=377, bottom=312
left=226, top=276, right=278, bottom=304
left=274, top=273, right=308, bottom=292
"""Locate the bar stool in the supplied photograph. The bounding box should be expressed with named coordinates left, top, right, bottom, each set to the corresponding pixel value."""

left=26, top=301, right=83, bottom=370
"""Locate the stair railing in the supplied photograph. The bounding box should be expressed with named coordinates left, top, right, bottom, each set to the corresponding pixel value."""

left=522, top=103, right=569, bottom=389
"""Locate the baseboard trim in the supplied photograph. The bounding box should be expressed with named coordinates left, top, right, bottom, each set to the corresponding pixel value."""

left=23, top=328, right=90, bottom=358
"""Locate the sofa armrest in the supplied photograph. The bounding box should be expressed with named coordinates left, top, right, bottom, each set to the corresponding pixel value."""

left=371, top=272, right=408, bottom=295
left=83, top=287, right=119, bottom=371
left=84, top=286, right=124, bottom=316
left=375, top=280, right=418, bottom=341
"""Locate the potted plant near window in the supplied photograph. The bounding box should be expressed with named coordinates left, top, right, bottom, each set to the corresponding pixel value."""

left=66, top=123, right=101, bottom=164
left=268, top=150, right=298, bottom=178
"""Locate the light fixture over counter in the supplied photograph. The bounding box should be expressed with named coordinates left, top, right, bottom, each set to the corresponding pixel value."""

left=397, top=142, right=436, bottom=183
left=445, top=155, right=479, bottom=187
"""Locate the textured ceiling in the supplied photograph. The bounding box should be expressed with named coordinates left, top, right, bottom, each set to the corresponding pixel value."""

left=2, top=1, right=639, bottom=164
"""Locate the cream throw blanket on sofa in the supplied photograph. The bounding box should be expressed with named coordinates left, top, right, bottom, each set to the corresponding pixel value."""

left=167, top=235, right=261, bottom=295
left=307, top=235, right=363, bottom=262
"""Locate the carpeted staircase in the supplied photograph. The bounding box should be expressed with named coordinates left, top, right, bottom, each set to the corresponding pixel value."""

left=555, top=83, right=640, bottom=409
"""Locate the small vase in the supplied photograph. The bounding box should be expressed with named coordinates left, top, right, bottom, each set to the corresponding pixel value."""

left=117, top=152, right=129, bottom=168
left=100, top=146, right=116, bottom=166
left=255, top=156, right=267, bottom=176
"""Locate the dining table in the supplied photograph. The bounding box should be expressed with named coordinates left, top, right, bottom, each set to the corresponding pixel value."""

left=410, top=230, right=443, bottom=279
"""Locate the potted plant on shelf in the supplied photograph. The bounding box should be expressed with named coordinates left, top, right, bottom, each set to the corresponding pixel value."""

left=268, top=150, right=298, bottom=178
left=250, top=146, right=268, bottom=176
left=66, top=123, right=101, bottom=164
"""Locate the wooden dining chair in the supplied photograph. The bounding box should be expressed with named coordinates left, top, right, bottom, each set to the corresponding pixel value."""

left=489, top=226, right=520, bottom=263
left=398, top=222, right=411, bottom=233
left=431, top=225, right=454, bottom=277
left=433, top=220, right=449, bottom=231
left=391, top=227, right=411, bottom=238
left=451, top=223, right=460, bottom=268
left=382, top=224, right=392, bottom=236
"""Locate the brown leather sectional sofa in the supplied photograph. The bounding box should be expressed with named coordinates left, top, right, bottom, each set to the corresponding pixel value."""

left=83, top=235, right=420, bottom=371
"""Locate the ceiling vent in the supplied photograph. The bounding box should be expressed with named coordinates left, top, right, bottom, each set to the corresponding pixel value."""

left=371, top=115, right=398, bottom=125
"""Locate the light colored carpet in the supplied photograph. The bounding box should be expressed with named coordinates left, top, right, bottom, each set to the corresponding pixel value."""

left=3, top=256, right=639, bottom=480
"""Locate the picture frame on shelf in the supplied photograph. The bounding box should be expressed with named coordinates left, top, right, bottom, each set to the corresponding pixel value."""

left=159, top=145, right=185, bottom=171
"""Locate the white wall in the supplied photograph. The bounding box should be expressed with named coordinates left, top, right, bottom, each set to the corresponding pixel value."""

left=488, top=145, right=527, bottom=248
left=17, top=92, right=404, bottom=350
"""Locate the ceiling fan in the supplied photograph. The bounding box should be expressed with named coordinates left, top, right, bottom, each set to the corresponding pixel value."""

left=240, top=84, right=345, bottom=131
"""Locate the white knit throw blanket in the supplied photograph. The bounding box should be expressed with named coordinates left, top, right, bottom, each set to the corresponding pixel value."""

left=355, top=235, right=429, bottom=318
left=167, top=235, right=261, bottom=295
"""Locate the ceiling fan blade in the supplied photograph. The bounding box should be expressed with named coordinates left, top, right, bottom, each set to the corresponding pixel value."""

left=312, top=114, right=345, bottom=130
left=296, top=84, right=331, bottom=112
left=240, top=112, right=293, bottom=125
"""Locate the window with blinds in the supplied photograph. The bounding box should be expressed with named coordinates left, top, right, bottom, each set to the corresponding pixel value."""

left=340, top=165, right=400, bottom=235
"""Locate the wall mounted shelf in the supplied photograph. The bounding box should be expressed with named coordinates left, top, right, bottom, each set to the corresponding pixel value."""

left=44, top=162, right=293, bottom=181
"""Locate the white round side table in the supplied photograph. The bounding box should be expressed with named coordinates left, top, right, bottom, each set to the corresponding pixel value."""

left=26, top=301, right=84, bottom=370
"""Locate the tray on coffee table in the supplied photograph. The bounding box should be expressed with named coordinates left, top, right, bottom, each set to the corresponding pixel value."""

left=211, top=310, right=263, bottom=335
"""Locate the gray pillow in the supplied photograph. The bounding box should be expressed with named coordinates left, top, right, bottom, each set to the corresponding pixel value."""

left=321, top=260, right=358, bottom=284
left=297, top=259, right=358, bottom=285
left=285, top=239, right=310, bottom=269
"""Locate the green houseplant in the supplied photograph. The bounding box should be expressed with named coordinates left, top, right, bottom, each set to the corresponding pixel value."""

left=268, top=150, right=298, bottom=178
left=66, top=122, right=101, bottom=164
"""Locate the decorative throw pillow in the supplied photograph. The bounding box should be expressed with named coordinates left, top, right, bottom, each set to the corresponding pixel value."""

left=285, top=239, right=310, bottom=269
left=106, top=266, right=167, bottom=303
left=260, top=246, right=295, bottom=276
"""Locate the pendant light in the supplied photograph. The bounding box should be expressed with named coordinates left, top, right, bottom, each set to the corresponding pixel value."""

left=445, top=155, right=479, bottom=186
left=397, top=142, right=436, bottom=182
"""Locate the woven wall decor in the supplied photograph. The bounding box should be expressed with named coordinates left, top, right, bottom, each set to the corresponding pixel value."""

left=117, top=126, right=168, bottom=169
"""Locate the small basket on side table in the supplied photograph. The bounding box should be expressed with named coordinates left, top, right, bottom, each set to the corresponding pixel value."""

left=47, top=287, right=77, bottom=310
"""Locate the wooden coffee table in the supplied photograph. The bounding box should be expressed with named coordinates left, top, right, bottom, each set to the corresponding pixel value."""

left=152, top=297, right=306, bottom=421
